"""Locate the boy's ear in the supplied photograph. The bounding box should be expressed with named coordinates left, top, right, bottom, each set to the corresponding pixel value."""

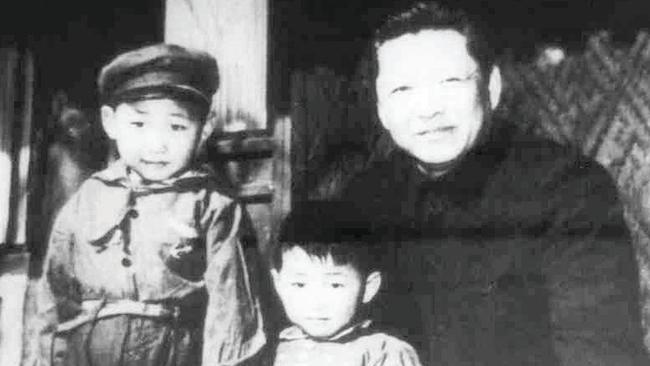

left=362, top=271, right=382, bottom=304
left=100, top=105, right=117, bottom=139
left=488, top=65, right=503, bottom=111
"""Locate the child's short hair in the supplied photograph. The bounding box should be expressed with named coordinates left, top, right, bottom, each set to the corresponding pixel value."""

left=273, top=201, right=382, bottom=275
left=97, top=43, right=219, bottom=117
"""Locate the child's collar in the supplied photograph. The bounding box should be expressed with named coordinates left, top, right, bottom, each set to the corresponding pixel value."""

left=92, top=160, right=213, bottom=189
left=279, top=319, right=373, bottom=342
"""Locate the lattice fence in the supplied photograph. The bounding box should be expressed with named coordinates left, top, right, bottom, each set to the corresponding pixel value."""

left=500, top=30, right=650, bottom=348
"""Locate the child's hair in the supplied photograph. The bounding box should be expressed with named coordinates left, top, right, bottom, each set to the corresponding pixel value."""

left=114, top=96, right=210, bottom=123
left=272, top=201, right=382, bottom=275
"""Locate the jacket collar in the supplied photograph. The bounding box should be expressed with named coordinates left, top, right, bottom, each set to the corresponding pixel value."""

left=279, top=320, right=373, bottom=342
left=91, top=160, right=213, bottom=191
left=84, top=160, right=217, bottom=249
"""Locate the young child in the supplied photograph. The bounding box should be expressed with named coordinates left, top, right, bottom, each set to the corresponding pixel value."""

left=270, top=202, right=422, bottom=366
left=29, top=44, right=265, bottom=366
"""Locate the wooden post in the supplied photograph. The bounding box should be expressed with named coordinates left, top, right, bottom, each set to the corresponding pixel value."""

left=165, top=0, right=268, bottom=133
left=0, top=49, right=18, bottom=246
left=13, top=51, right=34, bottom=246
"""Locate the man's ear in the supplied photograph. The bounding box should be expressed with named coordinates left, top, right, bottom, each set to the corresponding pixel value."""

left=100, top=105, right=117, bottom=139
left=270, top=268, right=280, bottom=289
left=376, top=99, right=391, bottom=132
left=362, top=271, right=382, bottom=304
left=488, top=65, right=502, bottom=111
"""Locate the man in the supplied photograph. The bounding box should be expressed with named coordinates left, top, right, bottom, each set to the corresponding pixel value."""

left=342, top=2, right=649, bottom=365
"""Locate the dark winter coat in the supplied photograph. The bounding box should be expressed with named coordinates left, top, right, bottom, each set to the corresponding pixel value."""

left=342, top=121, right=649, bottom=366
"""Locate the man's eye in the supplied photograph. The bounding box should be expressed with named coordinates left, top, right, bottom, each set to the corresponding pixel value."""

left=171, top=124, right=188, bottom=131
left=290, top=282, right=306, bottom=288
left=441, top=77, right=463, bottom=85
left=130, top=121, right=144, bottom=128
left=330, top=282, right=344, bottom=289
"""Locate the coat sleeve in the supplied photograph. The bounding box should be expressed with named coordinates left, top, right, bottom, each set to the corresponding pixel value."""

left=24, top=198, right=81, bottom=366
left=542, top=158, right=650, bottom=365
left=368, top=336, right=422, bottom=366
left=201, top=199, right=266, bottom=366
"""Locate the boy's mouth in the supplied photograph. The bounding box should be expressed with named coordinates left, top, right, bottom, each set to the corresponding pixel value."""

left=305, top=316, right=330, bottom=322
left=141, top=159, right=168, bottom=166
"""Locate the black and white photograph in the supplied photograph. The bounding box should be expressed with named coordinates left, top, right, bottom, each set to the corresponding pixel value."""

left=0, top=0, right=649, bottom=365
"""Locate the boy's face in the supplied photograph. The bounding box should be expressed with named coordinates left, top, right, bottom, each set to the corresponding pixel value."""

left=271, top=246, right=381, bottom=340
left=101, top=98, right=204, bottom=182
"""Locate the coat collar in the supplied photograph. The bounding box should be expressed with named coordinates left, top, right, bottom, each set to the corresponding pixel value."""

left=279, top=320, right=373, bottom=343
left=91, top=160, right=214, bottom=191
left=84, top=160, right=217, bottom=249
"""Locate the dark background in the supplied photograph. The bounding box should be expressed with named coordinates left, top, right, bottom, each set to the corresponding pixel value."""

left=0, top=0, right=648, bottom=112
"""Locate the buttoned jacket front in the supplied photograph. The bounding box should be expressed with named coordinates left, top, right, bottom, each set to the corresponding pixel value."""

left=30, top=161, right=265, bottom=366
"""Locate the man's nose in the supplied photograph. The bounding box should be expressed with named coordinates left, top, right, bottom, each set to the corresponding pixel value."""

left=413, top=86, right=443, bottom=120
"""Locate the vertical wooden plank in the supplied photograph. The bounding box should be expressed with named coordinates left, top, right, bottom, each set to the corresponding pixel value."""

left=12, top=51, right=34, bottom=246
left=165, top=0, right=268, bottom=134
left=270, top=115, right=291, bottom=256
left=290, top=71, right=307, bottom=204
left=0, top=49, right=18, bottom=246
left=0, top=253, right=29, bottom=366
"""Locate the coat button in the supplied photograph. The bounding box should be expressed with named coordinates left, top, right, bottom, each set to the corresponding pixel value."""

left=121, top=257, right=132, bottom=267
left=128, top=209, right=139, bottom=218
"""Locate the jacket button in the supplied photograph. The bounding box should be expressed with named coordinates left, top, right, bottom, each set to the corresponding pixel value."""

left=128, top=209, right=139, bottom=218
left=121, top=257, right=132, bottom=267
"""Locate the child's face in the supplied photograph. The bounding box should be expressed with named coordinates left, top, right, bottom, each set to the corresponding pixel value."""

left=101, top=98, right=204, bottom=181
left=271, top=246, right=380, bottom=339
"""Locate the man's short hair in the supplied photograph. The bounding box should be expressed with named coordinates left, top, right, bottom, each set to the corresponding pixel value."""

left=272, top=201, right=382, bottom=275
left=373, top=1, right=497, bottom=77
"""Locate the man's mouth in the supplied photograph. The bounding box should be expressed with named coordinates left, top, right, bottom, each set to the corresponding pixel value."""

left=416, top=126, right=456, bottom=136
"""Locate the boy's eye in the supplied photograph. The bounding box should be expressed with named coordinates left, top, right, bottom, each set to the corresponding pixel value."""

left=290, top=282, right=306, bottom=288
left=171, top=124, right=188, bottom=131
left=130, top=121, right=144, bottom=128
left=330, top=282, right=344, bottom=289
left=443, top=77, right=463, bottom=83
left=391, top=85, right=410, bottom=94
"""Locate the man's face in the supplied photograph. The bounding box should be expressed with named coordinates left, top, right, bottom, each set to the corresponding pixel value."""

left=375, top=29, right=500, bottom=165
left=272, top=247, right=370, bottom=339
left=101, top=98, right=203, bottom=182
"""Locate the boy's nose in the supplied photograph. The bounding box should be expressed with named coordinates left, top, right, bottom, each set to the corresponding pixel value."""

left=143, top=130, right=169, bottom=153
left=304, top=294, right=328, bottom=311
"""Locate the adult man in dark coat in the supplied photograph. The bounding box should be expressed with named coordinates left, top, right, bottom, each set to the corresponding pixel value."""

left=341, top=2, right=650, bottom=365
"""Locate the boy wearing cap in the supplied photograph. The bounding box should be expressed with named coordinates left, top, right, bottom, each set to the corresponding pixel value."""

left=29, top=44, right=265, bottom=366
left=269, top=202, right=422, bottom=366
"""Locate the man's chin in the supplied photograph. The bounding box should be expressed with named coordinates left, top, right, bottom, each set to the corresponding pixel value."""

left=411, top=150, right=461, bottom=167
